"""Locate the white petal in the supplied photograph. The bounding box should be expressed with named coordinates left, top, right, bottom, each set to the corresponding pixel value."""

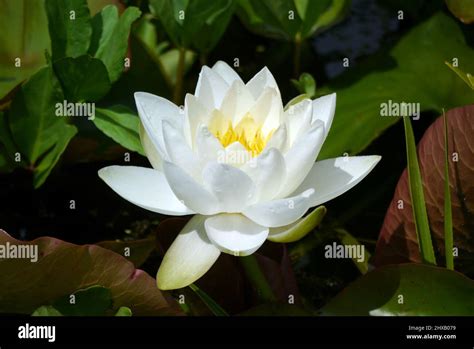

left=293, top=156, right=382, bottom=207
left=265, top=124, right=288, bottom=152
left=285, top=98, right=313, bottom=146
left=134, top=92, right=183, bottom=159
left=241, top=148, right=286, bottom=202
left=139, top=122, right=162, bottom=170
left=98, top=166, right=193, bottom=215
left=196, top=124, right=224, bottom=165
left=195, top=66, right=229, bottom=109
left=162, top=161, right=220, bottom=215
left=202, top=162, right=255, bottom=212
left=183, top=93, right=210, bottom=147
left=204, top=214, right=268, bottom=256
left=212, top=61, right=243, bottom=85
left=157, top=215, right=220, bottom=290
left=249, top=87, right=282, bottom=135
left=246, top=66, right=280, bottom=100
left=312, top=93, right=336, bottom=142
left=243, top=189, right=315, bottom=228
left=223, top=142, right=252, bottom=167
left=162, top=121, right=201, bottom=178
left=279, top=121, right=325, bottom=197
left=220, top=80, right=254, bottom=124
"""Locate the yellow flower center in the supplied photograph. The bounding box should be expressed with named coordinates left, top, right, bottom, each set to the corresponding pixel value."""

left=208, top=111, right=273, bottom=157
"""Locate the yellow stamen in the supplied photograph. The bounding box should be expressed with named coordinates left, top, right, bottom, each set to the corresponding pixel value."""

left=208, top=112, right=273, bottom=157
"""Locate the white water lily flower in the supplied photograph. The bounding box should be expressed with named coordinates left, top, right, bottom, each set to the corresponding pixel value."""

left=98, top=61, right=381, bottom=290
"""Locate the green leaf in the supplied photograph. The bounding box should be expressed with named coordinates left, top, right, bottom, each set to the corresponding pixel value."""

left=53, top=285, right=112, bottom=316
left=53, top=55, right=111, bottom=102
left=0, top=230, right=182, bottom=316
left=8, top=66, right=78, bottom=188
left=32, top=305, right=63, bottom=316
left=88, top=5, right=119, bottom=55
left=403, top=116, right=436, bottom=265
left=33, top=124, right=77, bottom=188
left=0, top=0, right=50, bottom=99
left=149, top=0, right=235, bottom=53
left=236, top=0, right=349, bottom=41
left=45, top=0, right=92, bottom=60
left=189, top=284, right=229, bottom=316
left=268, top=205, right=326, bottom=243
left=445, top=61, right=474, bottom=90
left=334, top=228, right=371, bottom=274
left=446, top=0, right=474, bottom=24
left=93, top=106, right=145, bottom=155
left=374, top=105, right=474, bottom=275
left=443, top=111, right=454, bottom=270
left=321, top=264, right=474, bottom=315
left=319, top=13, right=474, bottom=160
left=92, top=5, right=141, bottom=82
left=96, top=236, right=156, bottom=267
left=291, top=72, right=316, bottom=97
left=115, top=306, right=132, bottom=316
left=0, top=111, right=19, bottom=171
left=133, top=15, right=196, bottom=89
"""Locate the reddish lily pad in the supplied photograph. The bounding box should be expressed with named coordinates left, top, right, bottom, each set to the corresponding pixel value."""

left=374, top=105, right=474, bottom=274
left=0, top=229, right=181, bottom=315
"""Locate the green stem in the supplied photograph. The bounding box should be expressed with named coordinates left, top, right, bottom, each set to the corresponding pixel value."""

left=173, top=46, right=186, bottom=105
left=240, top=255, right=276, bottom=302
left=443, top=110, right=454, bottom=270
left=189, top=283, right=228, bottom=316
left=293, top=33, right=302, bottom=78
left=403, top=116, right=436, bottom=265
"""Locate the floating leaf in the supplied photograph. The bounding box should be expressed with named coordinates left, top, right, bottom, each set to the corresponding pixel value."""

left=321, top=264, right=474, bottom=315
left=32, top=306, right=63, bottom=316
left=319, top=13, right=474, bottom=160
left=115, top=306, right=132, bottom=316
left=96, top=236, right=155, bottom=267
left=53, top=285, right=112, bottom=316
left=0, top=230, right=181, bottom=316
left=374, top=105, right=474, bottom=275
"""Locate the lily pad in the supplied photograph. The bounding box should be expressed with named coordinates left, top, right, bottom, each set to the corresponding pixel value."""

left=321, top=263, right=474, bottom=315
left=0, top=230, right=181, bottom=316
left=374, top=105, right=474, bottom=275
left=319, top=12, right=474, bottom=160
